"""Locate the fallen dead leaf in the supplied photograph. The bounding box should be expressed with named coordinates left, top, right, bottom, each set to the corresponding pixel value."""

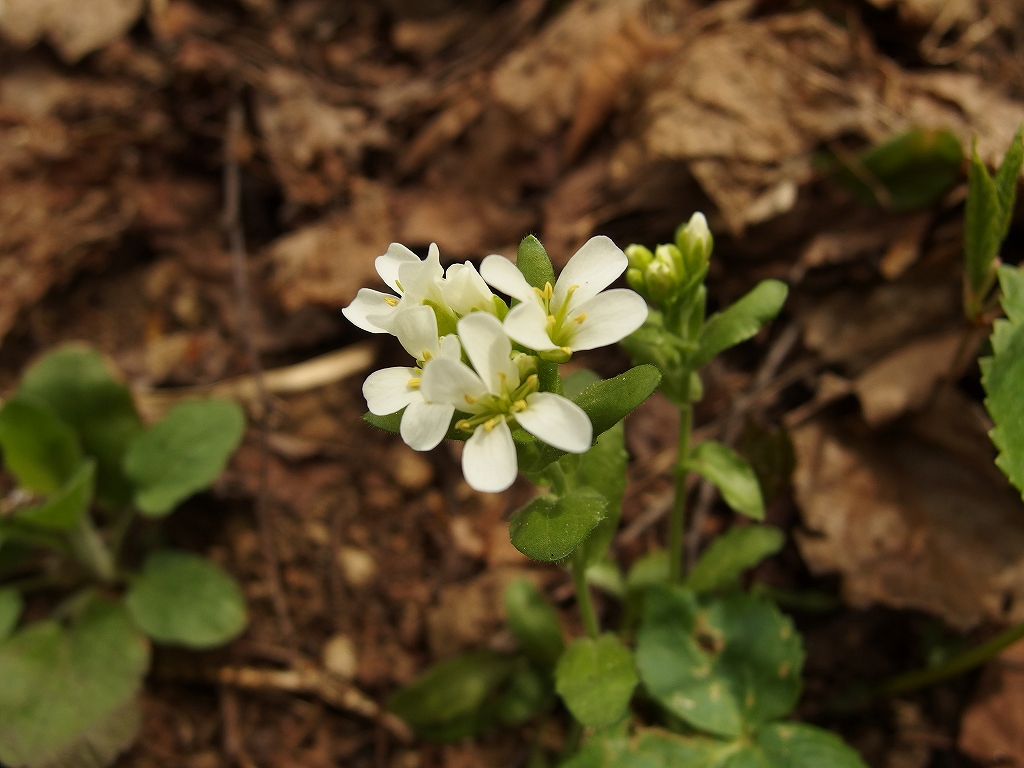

left=793, top=388, right=1024, bottom=630
left=0, top=0, right=145, bottom=63
left=959, top=638, right=1024, bottom=767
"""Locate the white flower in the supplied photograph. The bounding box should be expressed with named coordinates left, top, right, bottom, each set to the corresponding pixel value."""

left=441, top=261, right=500, bottom=317
left=480, top=236, right=648, bottom=359
left=343, top=243, right=445, bottom=334
left=420, top=312, right=592, bottom=493
left=362, top=305, right=460, bottom=451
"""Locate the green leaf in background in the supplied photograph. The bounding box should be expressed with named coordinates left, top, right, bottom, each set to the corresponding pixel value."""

left=495, top=659, right=551, bottom=726
left=124, top=399, right=245, bottom=517
left=686, top=525, right=785, bottom=594
left=965, top=126, right=1023, bottom=318
left=16, top=460, right=95, bottom=532
left=0, top=597, right=150, bottom=768
left=0, top=396, right=82, bottom=495
left=571, top=421, right=628, bottom=569
left=125, top=550, right=247, bottom=649
left=390, top=651, right=516, bottom=741
left=830, top=128, right=962, bottom=212
left=517, top=235, right=557, bottom=291
left=509, top=491, right=606, bottom=563
left=636, top=587, right=803, bottom=738
left=0, top=588, right=22, bottom=644
left=555, top=634, right=638, bottom=728
left=982, top=266, right=1024, bottom=497
left=504, top=579, right=565, bottom=669
left=626, top=550, right=670, bottom=594
left=18, top=345, right=144, bottom=507
left=754, top=722, right=869, bottom=767
left=693, top=281, right=788, bottom=369
left=688, top=440, right=765, bottom=520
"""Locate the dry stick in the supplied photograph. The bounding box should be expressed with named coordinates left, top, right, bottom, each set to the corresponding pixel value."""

left=219, top=686, right=258, bottom=768
left=222, top=98, right=294, bottom=641
left=684, top=324, right=801, bottom=570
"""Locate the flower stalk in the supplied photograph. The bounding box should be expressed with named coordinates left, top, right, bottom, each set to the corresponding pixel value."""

left=669, top=373, right=693, bottom=584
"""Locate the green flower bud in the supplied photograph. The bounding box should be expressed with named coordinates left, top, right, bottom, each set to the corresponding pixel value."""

left=675, top=211, right=713, bottom=277
left=625, top=243, right=654, bottom=272
left=655, top=243, right=683, bottom=277
left=512, top=351, right=538, bottom=380
left=626, top=267, right=646, bottom=295
left=644, top=259, right=676, bottom=305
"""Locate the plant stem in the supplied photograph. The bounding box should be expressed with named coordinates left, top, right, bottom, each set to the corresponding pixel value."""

left=67, top=514, right=116, bottom=584
left=572, top=560, right=600, bottom=638
left=107, top=506, right=136, bottom=562
left=875, top=618, right=1024, bottom=699
left=669, top=376, right=693, bottom=584
left=547, top=462, right=569, bottom=496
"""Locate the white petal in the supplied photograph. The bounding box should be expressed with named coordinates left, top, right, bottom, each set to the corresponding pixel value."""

left=420, top=357, right=489, bottom=412
left=457, top=312, right=519, bottom=395
left=376, top=244, right=421, bottom=292
left=516, top=393, right=593, bottom=453
left=563, top=289, right=649, bottom=351
left=397, top=244, right=445, bottom=305
left=480, top=255, right=538, bottom=303
left=342, top=289, right=398, bottom=333
left=439, top=333, right=462, bottom=359
left=503, top=301, right=558, bottom=351
left=363, top=367, right=421, bottom=415
left=401, top=400, right=454, bottom=451
left=392, top=305, right=441, bottom=361
left=462, top=419, right=518, bottom=493
left=442, top=262, right=495, bottom=316
left=554, top=235, right=627, bottom=308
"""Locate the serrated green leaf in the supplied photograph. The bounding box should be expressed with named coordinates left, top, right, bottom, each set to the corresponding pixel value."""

left=0, top=588, right=22, bottom=644
left=686, top=526, right=785, bottom=594
left=390, top=651, right=516, bottom=741
left=555, top=634, right=637, bottom=728
left=689, top=441, right=765, bottom=520
left=125, top=550, right=247, bottom=649
left=16, top=460, right=95, bottom=532
left=965, top=144, right=1004, bottom=302
left=983, top=266, right=1024, bottom=497
left=636, top=587, right=803, bottom=738
left=509, top=491, right=606, bottom=563
left=517, top=235, right=557, bottom=290
left=571, top=421, right=628, bottom=568
left=19, top=346, right=143, bottom=508
left=0, top=397, right=82, bottom=496
left=124, top=399, right=245, bottom=517
left=0, top=597, right=150, bottom=768
left=693, top=281, right=787, bottom=369
left=998, top=265, right=1024, bottom=324
left=504, top=578, right=564, bottom=669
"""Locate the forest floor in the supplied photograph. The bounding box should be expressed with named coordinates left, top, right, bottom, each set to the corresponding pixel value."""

left=1, top=0, right=1024, bottom=766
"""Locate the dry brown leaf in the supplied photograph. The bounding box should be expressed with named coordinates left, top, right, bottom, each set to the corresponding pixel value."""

left=793, top=389, right=1024, bottom=630
left=959, top=638, right=1024, bottom=767
left=267, top=178, right=394, bottom=311
left=0, top=0, right=145, bottom=62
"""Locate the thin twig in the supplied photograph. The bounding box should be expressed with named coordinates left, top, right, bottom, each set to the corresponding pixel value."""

left=685, top=324, right=801, bottom=569
left=222, top=97, right=294, bottom=641
left=219, top=685, right=258, bottom=768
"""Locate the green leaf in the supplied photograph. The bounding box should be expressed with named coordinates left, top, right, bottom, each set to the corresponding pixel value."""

left=496, top=659, right=551, bottom=726
left=125, top=550, right=247, bottom=649
left=563, top=369, right=602, bottom=399
left=517, top=235, right=557, bottom=290
left=626, top=550, right=670, bottom=594
left=688, top=441, right=765, bottom=520
left=999, top=264, right=1024, bottom=324
left=364, top=409, right=403, bottom=434
left=693, top=281, right=788, bottom=369
left=16, top=459, right=95, bottom=532
left=555, top=634, right=638, bottom=728
left=509, top=491, right=606, bottom=563
left=571, top=421, right=628, bottom=568
left=0, top=397, right=82, bottom=495
left=686, top=525, right=785, bottom=594
left=390, top=651, right=516, bottom=741
left=504, top=579, right=565, bottom=669
left=19, top=345, right=143, bottom=507
left=636, top=587, right=803, bottom=737
left=754, top=722, right=868, bottom=767
left=0, top=588, right=22, bottom=643
left=831, top=128, right=962, bottom=211
left=0, top=597, right=150, bottom=768
left=124, top=399, right=245, bottom=517
left=994, top=125, right=1024, bottom=244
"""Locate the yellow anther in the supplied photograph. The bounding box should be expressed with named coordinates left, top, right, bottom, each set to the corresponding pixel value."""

left=546, top=314, right=557, bottom=324
left=512, top=399, right=528, bottom=412
left=422, top=350, right=432, bottom=361
left=560, top=346, right=572, bottom=355
left=384, top=296, right=399, bottom=306
left=574, top=313, right=587, bottom=324
left=542, top=282, right=554, bottom=299
left=484, top=416, right=502, bottom=432
left=455, top=419, right=472, bottom=431
left=407, top=377, right=421, bottom=389
left=464, top=394, right=477, bottom=405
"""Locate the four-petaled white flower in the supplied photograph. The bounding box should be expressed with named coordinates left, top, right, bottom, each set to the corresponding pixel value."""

left=481, top=236, right=648, bottom=360
left=362, top=305, right=461, bottom=451
left=343, top=243, right=446, bottom=334
left=441, top=261, right=501, bottom=317
left=420, top=312, right=592, bottom=493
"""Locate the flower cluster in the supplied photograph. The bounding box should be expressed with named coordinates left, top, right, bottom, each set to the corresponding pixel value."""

left=345, top=237, right=648, bottom=492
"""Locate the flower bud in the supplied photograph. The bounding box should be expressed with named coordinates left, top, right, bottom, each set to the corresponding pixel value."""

left=512, top=351, right=538, bottom=381
left=655, top=243, right=684, bottom=277
left=625, top=243, right=654, bottom=272
left=644, top=259, right=677, bottom=305
left=675, top=211, right=713, bottom=277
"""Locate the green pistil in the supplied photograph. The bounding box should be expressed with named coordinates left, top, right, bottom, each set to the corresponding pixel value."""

left=453, top=374, right=540, bottom=433
left=534, top=282, right=581, bottom=347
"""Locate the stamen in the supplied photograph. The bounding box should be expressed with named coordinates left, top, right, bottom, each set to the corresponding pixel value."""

left=384, top=296, right=399, bottom=307
left=455, top=419, right=473, bottom=432
left=395, top=280, right=404, bottom=292
left=574, top=313, right=587, bottom=324
left=546, top=314, right=557, bottom=324
left=464, top=394, right=477, bottom=404
left=422, top=350, right=432, bottom=361
left=407, top=377, right=421, bottom=389
left=512, top=399, right=528, bottom=412
left=560, top=346, right=572, bottom=355
left=484, top=416, right=502, bottom=432
left=543, top=283, right=554, bottom=299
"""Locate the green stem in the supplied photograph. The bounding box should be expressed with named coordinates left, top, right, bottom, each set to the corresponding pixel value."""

left=669, top=375, right=693, bottom=584
left=67, top=514, right=116, bottom=584
left=572, top=560, right=600, bottom=638
left=107, top=506, right=136, bottom=562
left=547, top=462, right=569, bottom=496
left=875, top=618, right=1024, bottom=699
